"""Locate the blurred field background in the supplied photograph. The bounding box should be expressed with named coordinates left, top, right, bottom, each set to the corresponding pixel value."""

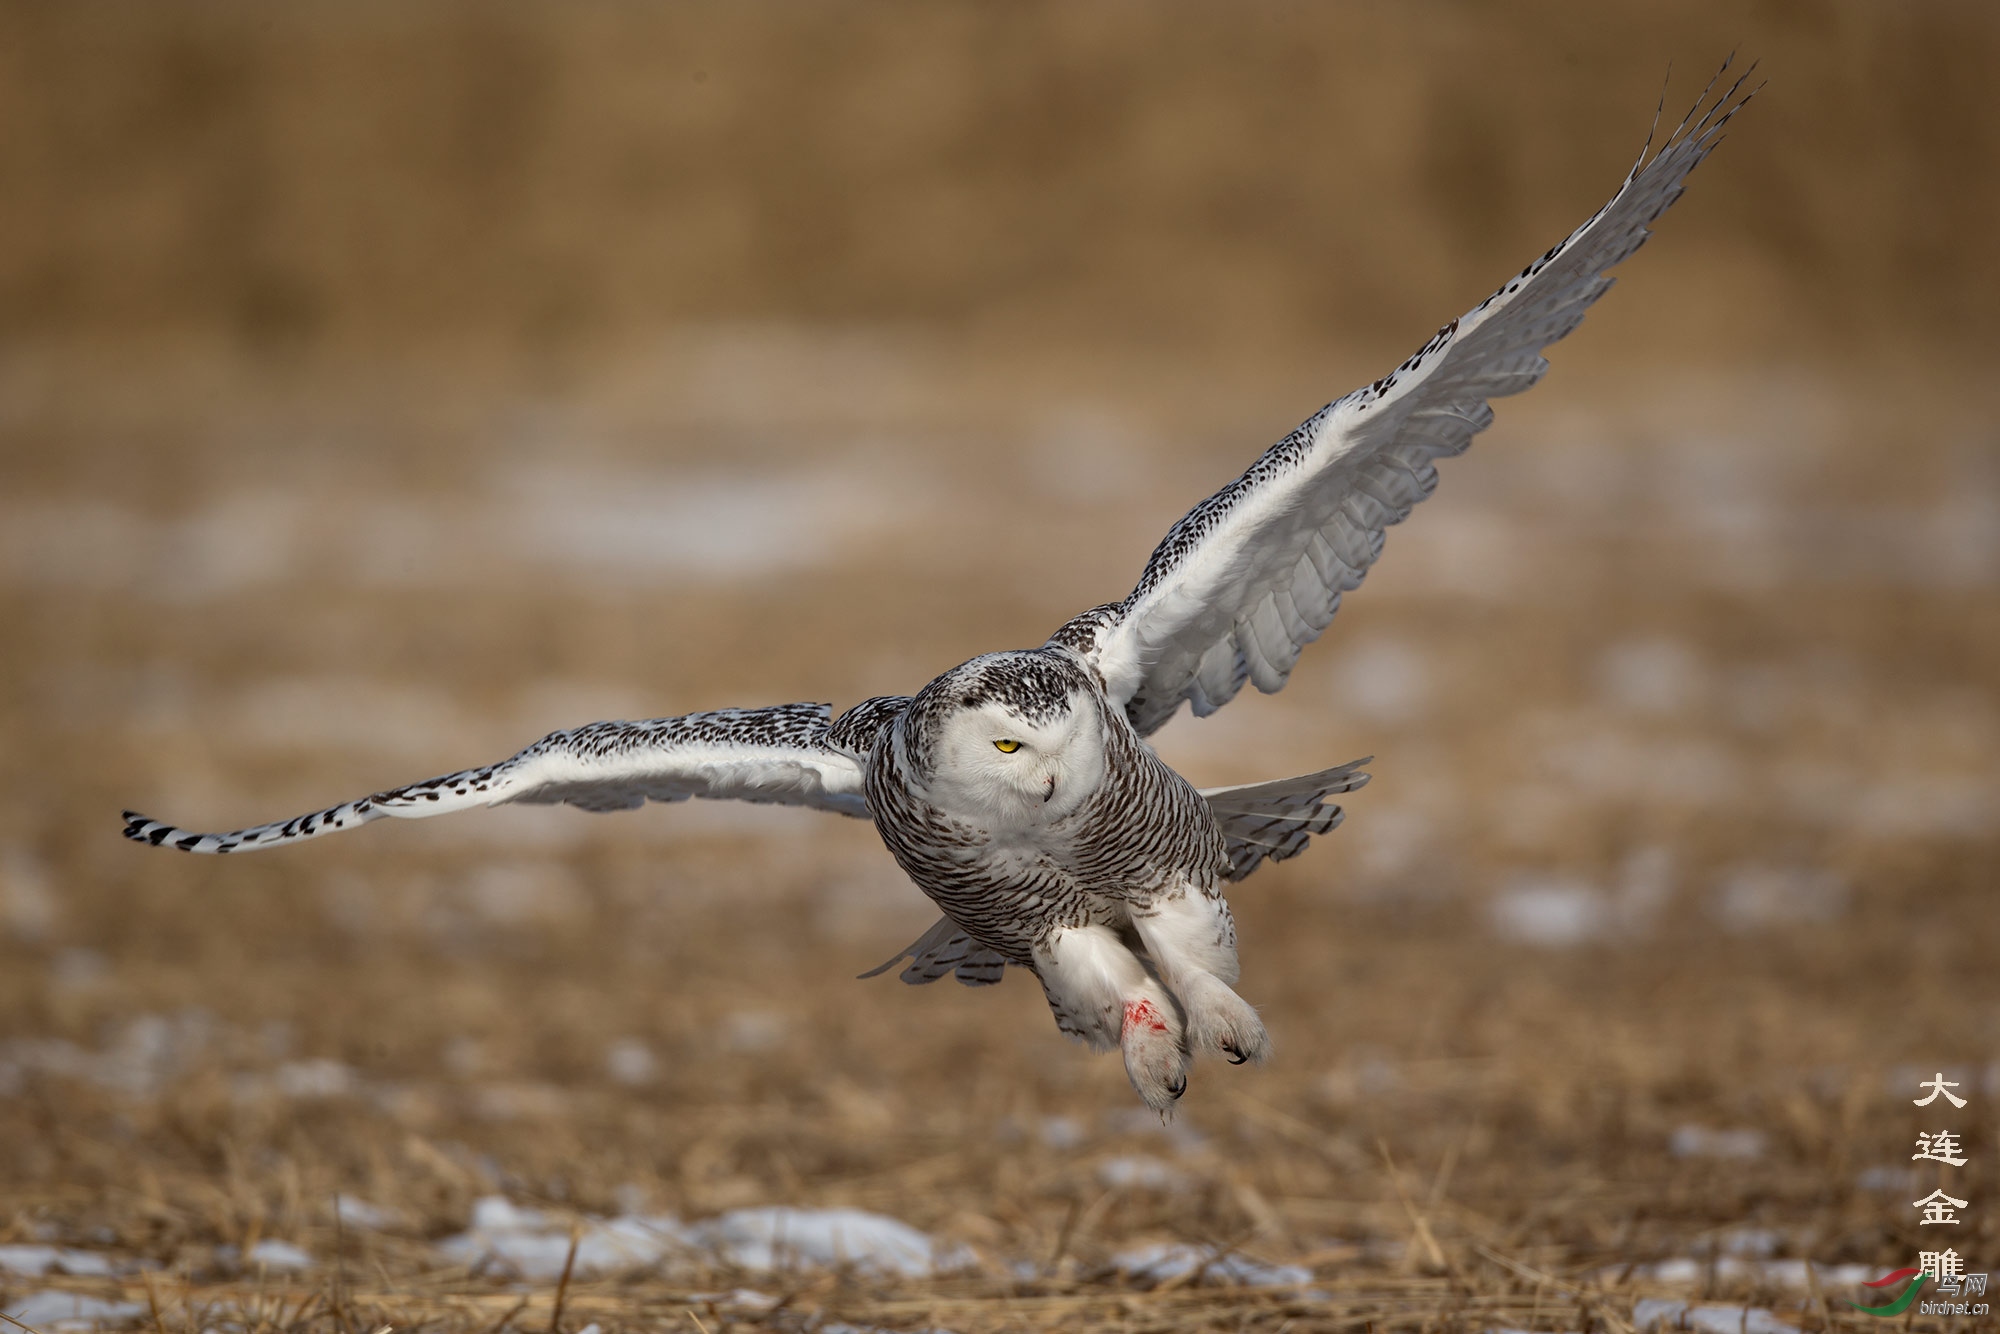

left=2, top=3, right=1997, bottom=1332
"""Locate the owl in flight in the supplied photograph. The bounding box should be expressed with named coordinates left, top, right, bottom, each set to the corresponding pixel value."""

left=126, top=68, right=1753, bottom=1109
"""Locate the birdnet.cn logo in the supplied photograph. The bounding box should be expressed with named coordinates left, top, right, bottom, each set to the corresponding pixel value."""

left=1850, top=1251, right=1989, bottom=1318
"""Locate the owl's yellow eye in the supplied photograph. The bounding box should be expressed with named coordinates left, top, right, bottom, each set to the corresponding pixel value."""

left=993, top=739, right=1021, bottom=753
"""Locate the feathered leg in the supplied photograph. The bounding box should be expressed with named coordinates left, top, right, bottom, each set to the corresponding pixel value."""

left=1032, top=925, right=1190, bottom=1111
left=1129, top=888, right=1270, bottom=1066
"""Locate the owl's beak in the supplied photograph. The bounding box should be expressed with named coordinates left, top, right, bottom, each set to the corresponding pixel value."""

left=1042, top=774, right=1057, bottom=803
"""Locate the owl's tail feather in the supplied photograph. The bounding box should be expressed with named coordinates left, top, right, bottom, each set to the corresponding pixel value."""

left=1201, top=757, right=1371, bottom=882
left=859, top=915, right=1008, bottom=987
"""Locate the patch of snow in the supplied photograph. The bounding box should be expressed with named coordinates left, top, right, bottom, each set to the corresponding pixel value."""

left=1598, top=640, right=1706, bottom=717
left=495, top=462, right=900, bottom=584
left=0, top=1247, right=116, bottom=1277
left=697, top=1206, right=973, bottom=1278
left=437, top=1196, right=692, bottom=1279
left=1037, top=1115, right=1087, bottom=1150
left=1320, top=1049, right=1403, bottom=1104
left=1670, top=1126, right=1766, bottom=1160
left=470, top=1082, right=571, bottom=1122
left=720, top=1011, right=788, bottom=1053
left=1100, top=1107, right=1207, bottom=1154
left=1851, top=773, right=2000, bottom=840
left=1618, top=1259, right=1873, bottom=1289
left=1095, top=1156, right=1188, bottom=1192
left=1633, top=1300, right=1796, bottom=1334
left=443, top=1037, right=486, bottom=1077
left=1856, top=1165, right=1915, bottom=1192
left=1712, top=866, right=1848, bottom=933
left=1489, top=876, right=1606, bottom=946
left=1114, top=1243, right=1312, bottom=1288
left=684, top=1290, right=778, bottom=1310
left=0, top=464, right=922, bottom=600
left=274, top=1059, right=356, bottom=1100
left=434, top=1196, right=969, bottom=1280
left=332, top=1196, right=401, bottom=1230
left=1749, top=1259, right=1874, bottom=1288
left=1535, top=728, right=1744, bottom=808
left=246, top=1239, right=312, bottom=1271
left=1715, top=1228, right=1783, bottom=1257
left=1487, top=850, right=1675, bottom=947
left=2, top=1293, right=147, bottom=1330
left=604, top=1038, right=657, bottom=1086
left=0, top=850, right=57, bottom=943
left=473, top=1196, right=548, bottom=1231
left=457, top=862, right=585, bottom=930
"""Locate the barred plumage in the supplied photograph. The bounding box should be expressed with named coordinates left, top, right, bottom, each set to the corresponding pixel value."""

left=120, top=66, right=1752, bottom=1109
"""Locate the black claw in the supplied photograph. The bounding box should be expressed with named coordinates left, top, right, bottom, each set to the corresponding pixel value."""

left=1166, top=1076, right=1186, bottom=1100
left=1226, top=1048, right=1249, bottom=1066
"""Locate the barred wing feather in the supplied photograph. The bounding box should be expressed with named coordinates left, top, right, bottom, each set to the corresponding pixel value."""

left=1056, top=64, right=1756, bottom=735
left=1202, top=758, right=1372, bottom=882
left=858, top=916, right=1010, bottom=988
left=122, top=703, right=869, bottom=854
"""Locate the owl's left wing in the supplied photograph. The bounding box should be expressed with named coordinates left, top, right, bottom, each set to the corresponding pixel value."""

left=1202, top=757, right=1372, bottom=882
left=122, top=702, right=870, bottom=854
left=1051, top=63, right=1756, bottom=735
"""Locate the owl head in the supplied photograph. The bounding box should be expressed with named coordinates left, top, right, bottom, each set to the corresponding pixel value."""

left=903, top=650, right=1106, bottom=821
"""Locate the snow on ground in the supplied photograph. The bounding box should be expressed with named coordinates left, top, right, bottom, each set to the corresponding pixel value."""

left=1094, top=1155, right=1189, bottom=1192
left=436, top=1197, right=692, bottom=1279
left=332, top=1196, right=403, bottom=1230
left=244, top=1240, right=313, bottom=1271
left=699, top=1206, right=974, bottom=1278
left=1, top=1293, right=148, bottom=1331
left=435, top=1196, right=972, bottom=1280
left=1112, top=1243, right=1314, bottom=1289
left=1633, top=1300, right=1798, bottom=1334
left=0, top=1246, right=116, bottom=1277
left=1613, top=1257, right=1875, bottom=1289
left=1668, top=1125, right=1766, bottom=1160
left=0, top=462, right=929, bottom=599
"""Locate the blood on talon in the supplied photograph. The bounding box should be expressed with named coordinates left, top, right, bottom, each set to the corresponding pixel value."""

left=1121, top=999, right=1170, bottom=1038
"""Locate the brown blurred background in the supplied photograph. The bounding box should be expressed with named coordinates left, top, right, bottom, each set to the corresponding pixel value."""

left=1, top=3, right=1996, bottom=1329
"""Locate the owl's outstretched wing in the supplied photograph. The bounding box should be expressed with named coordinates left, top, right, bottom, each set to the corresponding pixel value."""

left=1202, top=758, right=1373, bottom=882
left=122, top=702, right=870, bottom=854
left=1051, top=62, right=1757, bottom=735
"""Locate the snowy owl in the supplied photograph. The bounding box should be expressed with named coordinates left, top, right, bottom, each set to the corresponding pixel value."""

left=125, top=69, right=1754, bottom=1109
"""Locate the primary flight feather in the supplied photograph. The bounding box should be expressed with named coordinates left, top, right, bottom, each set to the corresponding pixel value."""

left=125, top=65, right=1755, bottom=1109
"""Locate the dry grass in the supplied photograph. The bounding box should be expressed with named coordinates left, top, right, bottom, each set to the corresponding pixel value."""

left=4, top=5, right=1999, bottom=1332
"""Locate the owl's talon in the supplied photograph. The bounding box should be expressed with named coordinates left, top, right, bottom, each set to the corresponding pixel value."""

left=1180, top=972, right=1270, bottom=1065
left=1118, top=992, right=1191, bottom=1111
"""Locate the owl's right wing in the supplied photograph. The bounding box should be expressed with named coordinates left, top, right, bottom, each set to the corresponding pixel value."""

left=122, top=702, right=873, bottom=854
left=858, top=915, right=1009, bottom=988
